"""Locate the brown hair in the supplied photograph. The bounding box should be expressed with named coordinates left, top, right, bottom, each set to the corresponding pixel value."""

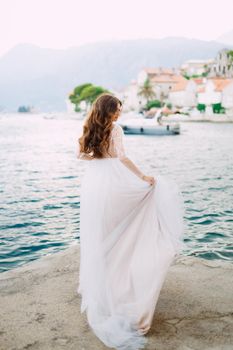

left=78, top=93, right=122, bottom=158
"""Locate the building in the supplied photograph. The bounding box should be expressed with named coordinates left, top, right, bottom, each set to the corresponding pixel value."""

left=121, top=80, right=142, bottom=111
left=209, top=49, right=233, bottom=78
left=137, top=67, right=186, bottom=101
left=180, top=59, right=214, bottom=77
left=122, top=61, right=233, bottom=112
left=169, top=76, right=233, bottom=112
left=222, top=82, right=233, bottom=114
left=197, top=77, right=233, bottom=114
left=168, top=79, right=197, bottom=107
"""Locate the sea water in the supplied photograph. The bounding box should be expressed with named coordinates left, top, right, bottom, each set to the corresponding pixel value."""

left=0, top=113, right=232, bottom=272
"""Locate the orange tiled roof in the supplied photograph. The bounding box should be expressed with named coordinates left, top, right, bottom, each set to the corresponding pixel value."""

left=170, top=80, right=189, bottom=92
left=144, top=68, right=160, bottom=75
left=210, top=78, right=232, bottom=91
left=161, top=68, right=174, bottom=75
left=197, top=78, right=233, bottom=93
left=151, top=74, right=186, bottom=85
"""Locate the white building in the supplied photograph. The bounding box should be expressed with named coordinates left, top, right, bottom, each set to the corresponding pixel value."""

left=168, top=76, right=233, bottom=112
left=222, top=82, right=233, bottom=114
left=181, top=59, right=214, bottom=77
left=169, top=79, right=197, bottom=107
left=123, top=67, right=192, bottom=110
left=197, top=80, right=222, bottom=105
left=209, top=49, right=233, bottom=78
left=137, top=67, right=185, bottom=100
left=197, top=78, right=233, bottom=114
left=121, top=80, right=143, bottom=111
left=122, top=65, right=233, bottom=112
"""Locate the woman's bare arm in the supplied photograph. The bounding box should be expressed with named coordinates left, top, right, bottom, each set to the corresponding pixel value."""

left=120, top=156, right=156, bottom=185
left=119, top=156, right=145, bottom=179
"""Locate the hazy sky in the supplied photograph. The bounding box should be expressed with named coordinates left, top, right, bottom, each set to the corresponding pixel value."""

left=1, top=0, right=233, bottom=57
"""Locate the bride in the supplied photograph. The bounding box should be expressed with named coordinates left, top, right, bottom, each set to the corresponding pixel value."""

left=76, top=93, right=185, bottom=350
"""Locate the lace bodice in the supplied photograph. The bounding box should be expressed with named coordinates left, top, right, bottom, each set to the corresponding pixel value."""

left=77, top=122, right=127, bottom=160
left=108, top=123, right=126, bottom=159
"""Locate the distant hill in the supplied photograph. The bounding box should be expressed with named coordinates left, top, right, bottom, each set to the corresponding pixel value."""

left=0, top=38, right=232, bottom=112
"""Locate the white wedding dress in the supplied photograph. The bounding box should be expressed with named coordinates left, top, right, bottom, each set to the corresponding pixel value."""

left=76, top=122, right=185, bottom=350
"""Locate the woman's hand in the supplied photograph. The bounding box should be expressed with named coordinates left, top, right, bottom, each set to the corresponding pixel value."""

left=141, top=175, right=156, bottom=186
left=119, top=157, right=156, bottom=186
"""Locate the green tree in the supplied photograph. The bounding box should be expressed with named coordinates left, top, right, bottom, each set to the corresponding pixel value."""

left=137, top=78, right=155, bottom=104
left=69, top=83, right=92, bottom=103
left=79, top=85, right=109, bottom=105
left=69, top=83, right=109, bottom=111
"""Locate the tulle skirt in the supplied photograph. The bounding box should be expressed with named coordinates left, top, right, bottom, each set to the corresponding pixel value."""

left=77, top=158, right=185, bottom=350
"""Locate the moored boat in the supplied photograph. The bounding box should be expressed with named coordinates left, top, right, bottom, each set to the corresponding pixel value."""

left=117, top=117, right=180, bottom=135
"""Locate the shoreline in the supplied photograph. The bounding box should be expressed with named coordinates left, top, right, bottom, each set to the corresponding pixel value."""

left=162, top=114, right=233, bottom=123
left=0, top=245, right=233, bottom=349
left=1, top=112, right=233, bottom=123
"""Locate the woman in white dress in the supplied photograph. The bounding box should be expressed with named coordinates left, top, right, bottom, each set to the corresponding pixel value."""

left=76, top=93, right=185, bottom=350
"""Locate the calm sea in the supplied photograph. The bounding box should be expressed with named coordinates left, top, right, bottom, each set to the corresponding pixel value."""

left=0, top=113, right=233, bottom=272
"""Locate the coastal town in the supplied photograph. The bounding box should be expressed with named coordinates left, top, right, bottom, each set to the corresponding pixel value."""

left=121, top=48, right=233, bottom=115
left=66, top=48, right=233, bottom=122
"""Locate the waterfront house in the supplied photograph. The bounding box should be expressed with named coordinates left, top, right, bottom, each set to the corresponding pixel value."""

left=137, top=67, right=186, bottom=100
left=122, top=80, right=142, bottom=111
left=180, top=59, right=214, bottom=77
left=209, top=49, right=233, bottom=78
left=168, top=79, right=197, bottom=108
left=197, top=78, right=233, bottom=114
left=222, top=81, right=233, bottom=115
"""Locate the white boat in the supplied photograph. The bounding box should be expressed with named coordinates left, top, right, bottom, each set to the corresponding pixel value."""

left=118, top=112, right=180, bottom=135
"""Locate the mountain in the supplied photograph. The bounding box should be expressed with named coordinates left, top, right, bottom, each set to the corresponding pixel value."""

left=0, top=38, right=232, bottom=112
left=217, top=29, right=233, bottom=46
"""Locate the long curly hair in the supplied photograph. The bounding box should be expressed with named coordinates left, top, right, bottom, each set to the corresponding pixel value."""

left=78, top=93, right=122, bottom=159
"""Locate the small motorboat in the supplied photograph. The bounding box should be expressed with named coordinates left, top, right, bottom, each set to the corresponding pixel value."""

left=118, top=113, right=180, bottom=135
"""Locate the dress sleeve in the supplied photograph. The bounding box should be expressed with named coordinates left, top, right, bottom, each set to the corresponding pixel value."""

left=111, top=124, right=127, bottom=160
